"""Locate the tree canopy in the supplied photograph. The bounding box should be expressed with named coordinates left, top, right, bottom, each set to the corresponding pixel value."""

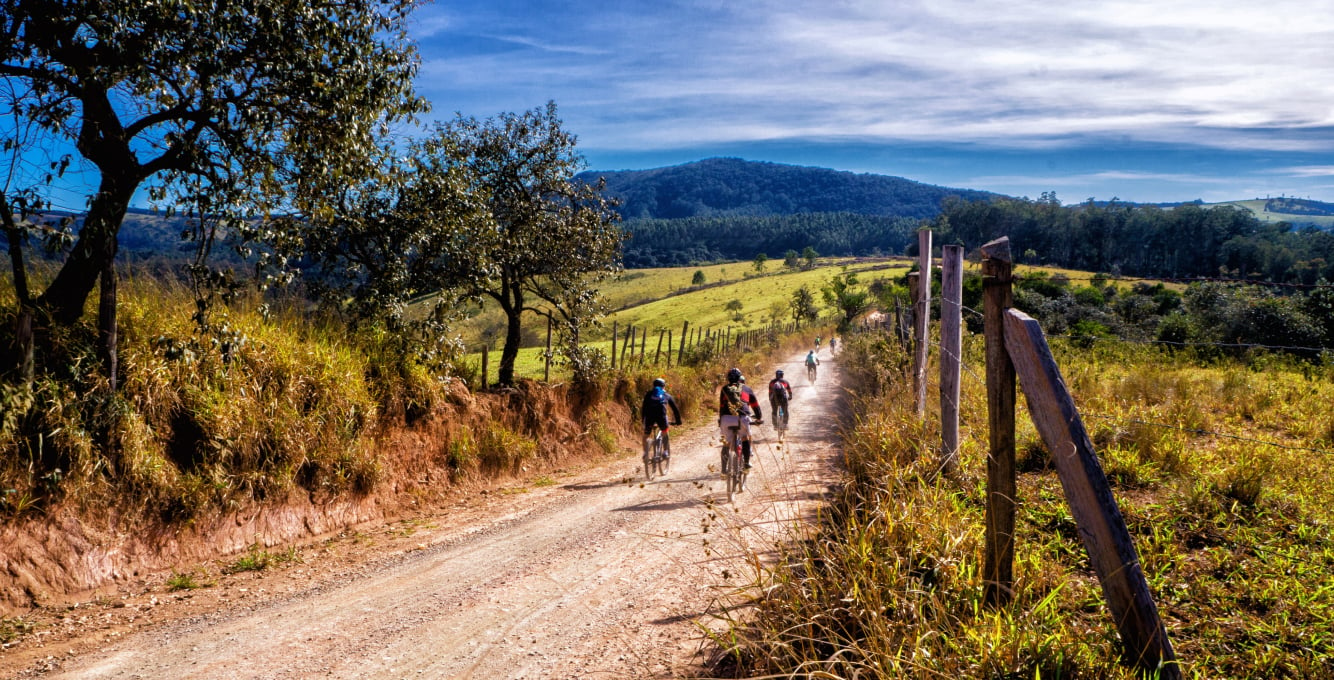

left=1, top=0, right=426, bottom=383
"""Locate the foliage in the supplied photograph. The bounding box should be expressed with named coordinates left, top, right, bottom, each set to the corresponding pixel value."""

left=621, top=212, right=919, bottom=267
left=0, top=0, right=426, bottom=336
left=801, top=246, right=819, bottom=269
left=789, top=285, right=819, bottom=326
left=437, top=102, right=623, bottom=386
left=821, top=268, right=870, bottom=332
left=783, top=249, right=800, bottom=269
left=692, top=270, right=706, bottom=285
left=752, top=252, right=767, bottom=273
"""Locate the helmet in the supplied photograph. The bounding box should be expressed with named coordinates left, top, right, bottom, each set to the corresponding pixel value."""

left=775, top=369, right=784, bottom=378
left=653, top=378, right=666, bottom=387
left=726, top=367, right=743, bottom=383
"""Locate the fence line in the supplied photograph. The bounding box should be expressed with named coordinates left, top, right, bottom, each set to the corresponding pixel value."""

left=1081, top=413, right=1334, bottom=457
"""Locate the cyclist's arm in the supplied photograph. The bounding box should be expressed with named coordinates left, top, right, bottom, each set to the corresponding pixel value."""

left=667, top=396, right=682, bottom=424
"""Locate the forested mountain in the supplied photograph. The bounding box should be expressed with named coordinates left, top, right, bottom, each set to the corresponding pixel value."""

left=579, top=157, right=996, bottom=220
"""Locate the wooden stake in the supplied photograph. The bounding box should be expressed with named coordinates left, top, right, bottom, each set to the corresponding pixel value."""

left=981, top=237, right=1017, bottom=605
left=1004, top=309, right=1179, bottom=678
left=914, top=229, right=932, bottom=418
left=678, top=321, right=689, bottom=365
left=940, top=244, right=963, bottom=474
left=654, top=329, right=664, bottom=364
left=611, top=320, right=618, bottom=370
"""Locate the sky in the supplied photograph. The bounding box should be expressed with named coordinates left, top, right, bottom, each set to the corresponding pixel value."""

left=408, top=0, right=1334, bottom=204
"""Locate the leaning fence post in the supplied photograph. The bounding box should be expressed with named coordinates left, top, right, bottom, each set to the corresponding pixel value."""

left=981, top=236, right=1016, bottom=605
left=654, top=329, right=665, bottom=365
left=914, top=228, right=932, bottom=418
left=611, top=320, right=618, bottom=370
left=940, top=244, right=963, bottom=474
left=1004, top=309, right=1179, bottom=678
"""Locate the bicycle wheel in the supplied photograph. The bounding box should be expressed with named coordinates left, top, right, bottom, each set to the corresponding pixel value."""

left=726, top=451, right=738, bottom=503
left=652, top=434, right=665, bottom=477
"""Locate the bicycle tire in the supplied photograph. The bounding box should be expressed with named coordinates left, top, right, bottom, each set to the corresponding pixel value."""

left=653, top=434, right=665, bottom=477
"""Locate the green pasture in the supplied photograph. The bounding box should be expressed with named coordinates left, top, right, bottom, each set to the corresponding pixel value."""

left=459, top=258, right=911, bottom=380
left=1214, top=199, right=1334, bottom=228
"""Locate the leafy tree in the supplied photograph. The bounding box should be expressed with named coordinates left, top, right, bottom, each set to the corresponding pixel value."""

left=438, top=102, right=623, bottom=386
left=725, top=299, right=744, bottom=312
left=291, top=134, right=488, bottom=370
left=692, top=270, right=706, bottom=285
left=802, top=246, right=819, bottom=269
left=790, top=285, right=819, bottom=326
left=784, top=249, right=800, bottom=269
left=0, top=0, right=426, bottom=387
left=821, top=269, right=870, bottom=332
left=753, top=252, right=768, bottom=273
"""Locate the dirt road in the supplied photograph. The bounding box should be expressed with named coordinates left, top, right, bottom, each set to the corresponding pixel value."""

left=10, top=350, right=843, bottom=679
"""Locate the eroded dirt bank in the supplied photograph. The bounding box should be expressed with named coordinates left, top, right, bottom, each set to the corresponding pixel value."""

left=1, top=351, right=844, bottom=678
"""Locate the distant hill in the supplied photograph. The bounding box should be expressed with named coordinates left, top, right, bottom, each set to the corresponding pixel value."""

left=579, top=157, right=997, bottom=220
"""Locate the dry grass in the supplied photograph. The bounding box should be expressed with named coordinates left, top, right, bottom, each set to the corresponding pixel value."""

left=708, top=331, right=1334, bottom=679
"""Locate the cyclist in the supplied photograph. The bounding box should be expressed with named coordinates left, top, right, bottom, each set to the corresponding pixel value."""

left=829, top=336, right=837, bottom=353
left=815, top=336, right=822, bottom=351
left=718, top=367, right=762, bottom=471
left=768, top=369, right=792, bottom=424
left=805, top=350, right=820, bottom=380
left=641, top=378, right=682, bottom=461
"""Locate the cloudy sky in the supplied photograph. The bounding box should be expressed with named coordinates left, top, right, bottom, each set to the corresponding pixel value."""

left=410, top=0, right=1334, bottom=204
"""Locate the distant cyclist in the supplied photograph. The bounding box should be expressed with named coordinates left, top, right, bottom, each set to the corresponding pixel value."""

left=805, top=350, right=820, bottom=381
left=814, top=336, right=822, bottom=351
left=768, top=369, right=793, bottom=423
left=829, top=336, right=837, bottom=353
left=641, top=378, right=682, bottom=461
left=718, top=367, right=762, bottom=471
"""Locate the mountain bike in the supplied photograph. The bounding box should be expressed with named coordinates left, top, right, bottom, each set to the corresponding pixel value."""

left=806, top=362, right=818, bottom=382
left=643, top=425, right=669, bottom=481
left=773, top=402, right=788, bottom=443
left=722, top=424, right=748, bottom=502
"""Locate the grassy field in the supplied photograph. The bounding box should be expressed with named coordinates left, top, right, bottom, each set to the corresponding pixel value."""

left=459, top=257, right=910, bottom=381
left=1212, top=199, right=1334, bottom=229
left=711, top=331, right=1334, bottom=678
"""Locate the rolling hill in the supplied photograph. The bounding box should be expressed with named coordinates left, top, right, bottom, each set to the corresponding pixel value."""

left=579, top=157, right=996, bottom=220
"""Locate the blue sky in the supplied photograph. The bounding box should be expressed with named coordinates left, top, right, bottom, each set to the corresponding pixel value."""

left=409, top=0, right=1334, bottom=204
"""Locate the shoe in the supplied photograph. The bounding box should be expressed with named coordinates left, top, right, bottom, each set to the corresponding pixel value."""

left=743, top=462, right=752, bottom=470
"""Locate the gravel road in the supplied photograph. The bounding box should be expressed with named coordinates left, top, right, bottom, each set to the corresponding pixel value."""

left=16, top=350, right=843, bottom=680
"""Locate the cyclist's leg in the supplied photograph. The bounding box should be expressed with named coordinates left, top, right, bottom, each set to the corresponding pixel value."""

left=739, top=418, right=753, bottom=468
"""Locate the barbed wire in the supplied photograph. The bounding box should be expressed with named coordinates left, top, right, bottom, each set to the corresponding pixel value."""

left=1047, top=333, right=1331, bottom=356
left=1016, top=273, right=1334, bottom=290
left=1081, top=413, right=1334, bottom=457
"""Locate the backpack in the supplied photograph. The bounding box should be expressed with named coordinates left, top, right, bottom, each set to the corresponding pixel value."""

left=723, top=383, right=748, bottom=416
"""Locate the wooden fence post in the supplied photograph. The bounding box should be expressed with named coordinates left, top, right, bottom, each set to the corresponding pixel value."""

left=679, top=321, right=689, bottom=365
left=480, top=346, right=488, bottom=391
left=914, top=229, right=932, bottom=418
left=639, top=327, right=648, bottom=365
left=666, top=330, right=673, bottom=367
left=611, top=320, right=618, bottom=370
left=654, top=329, right=664, bottom=365
left=544, top=316, right=552, bottom=382
left=1004, top=309, right=1179, bottom=678
left=981, top=237, right=1016, bottom=605
left=622, top=325, right=633, bottom=367
left=940, top=244, right=963, bottom=474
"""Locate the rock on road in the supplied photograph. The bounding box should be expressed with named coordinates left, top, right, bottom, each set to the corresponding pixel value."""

left=30, top=350, right=843, bottom=679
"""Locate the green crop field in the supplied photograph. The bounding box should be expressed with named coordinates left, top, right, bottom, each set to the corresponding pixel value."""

left=457, top=257, right=911, bottom=381
left=1212, top=199, right=1334, bottom=229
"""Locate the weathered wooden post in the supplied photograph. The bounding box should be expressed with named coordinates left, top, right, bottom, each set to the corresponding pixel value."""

left=679, top=321, right=689, bottom=364
left=1004, top=309, right=1179, bottom=678
left=611, top=320, right=618, bottom=370
left=654, top=329, right=665, bottom=365
left=981, top=237, right=1017, bottom=606
left=544, top=316, right=552, bottom=382
left=914, top=228, right=932, bottom=418
left=480, top=345, right=488, bottom=391
left=639, top=326, right=648, bottom=365
left=622, top=325, right=633, bottom=367
left=666, top=330, right=674, bottom=367
left=940, top=244, right=963, bottom=474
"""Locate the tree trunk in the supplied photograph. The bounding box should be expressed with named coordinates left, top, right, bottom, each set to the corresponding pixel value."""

left=497, top=290, right=523, bottom=387
left=98, top=260, right=118, bottom=392
left=37, top=173, right=135, bottom=325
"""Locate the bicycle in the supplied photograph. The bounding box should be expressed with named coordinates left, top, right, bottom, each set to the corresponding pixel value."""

left=643, top=425, right=669, bottom=481
left=722, top=424, right=748, bottom=502
left=806, top=362, right=817, bottom=382
left=773, top=402, right=788, bottom=443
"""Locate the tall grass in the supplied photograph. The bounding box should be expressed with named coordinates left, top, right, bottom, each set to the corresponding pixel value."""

left=710, top=330, right=1334, bottom=678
